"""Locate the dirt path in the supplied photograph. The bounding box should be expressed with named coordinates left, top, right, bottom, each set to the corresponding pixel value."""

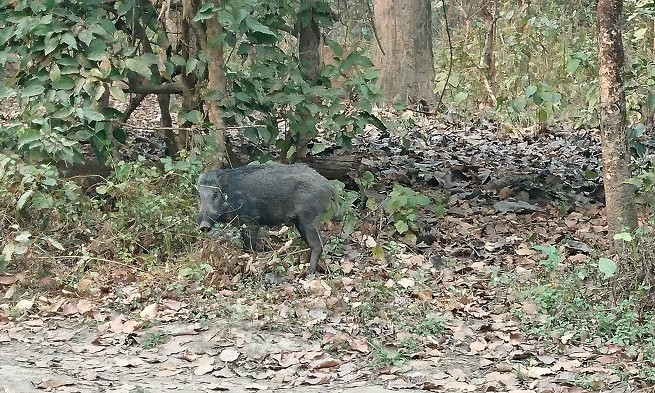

left=0, top=319, right=437, bottom=393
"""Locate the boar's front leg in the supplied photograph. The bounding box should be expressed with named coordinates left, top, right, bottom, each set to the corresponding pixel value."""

left=241, top=223, right=264, bottom=252
left=296, top=216, right=324, bottom=274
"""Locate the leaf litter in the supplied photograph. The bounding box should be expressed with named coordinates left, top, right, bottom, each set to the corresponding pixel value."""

left=0, top=102, right=651, bottom=392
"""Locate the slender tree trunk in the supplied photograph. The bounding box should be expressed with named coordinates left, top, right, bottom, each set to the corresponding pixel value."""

left=203, top=2, right=228, bottom=169
left=370, top=0, right=435, bottom=104
left=597, top=0, right=638, bottom=238
left=185, top=0, right=228, bottom=169
left=480, top=0, right=498, bottom=106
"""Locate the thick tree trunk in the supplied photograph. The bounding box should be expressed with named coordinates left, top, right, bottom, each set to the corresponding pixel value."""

left=294, top=0, right=323, bottom=159
left=597, top=0, right=638, bottom=237
left=370, top=0, right=435, bottom=104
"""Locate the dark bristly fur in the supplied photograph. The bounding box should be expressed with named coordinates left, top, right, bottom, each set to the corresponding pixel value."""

left=197, top=163, right=335, bottom=273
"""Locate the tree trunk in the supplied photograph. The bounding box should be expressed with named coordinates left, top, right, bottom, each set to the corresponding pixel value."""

left=597, top=0, right=638, bottom=238
left=480, top=0, right=498, bottom=106
left=186, top=0, right=228, bottom=169
left=294, top=0, right=323, bottom=159
left=370, top=0, right=435, bottom=104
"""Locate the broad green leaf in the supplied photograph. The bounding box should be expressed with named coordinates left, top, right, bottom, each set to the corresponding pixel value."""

left=22, top=84, right=45, bottom=97
left=51, top=76, right=75, bottom=90
left=60, top=33, right=77, bottom=48
left=86, top=38, right=108, bottom=61
left=17, top=189, right=33, bottom=210
left=244, top=16, right=276, bottom=37
left=566, top=58, right=581, bottom=74
left=186, top=58, right=199, bottom=74
left=49, top=63, right=61, bottom=82
left=537, top=107, right=548, bottom=123
left=525, top=85, right=538, bottom=97
left=394, top=220, right=409, bottom=234
left=597, top=258, right=617, bottom=279
left=194, top=3, right=217, bottom=21
left=44, top=37, right=59, bottom=55
left=125, top=58, right=152, bottom=79
left=613, top=232, right=633, bottom=242
left=454, top=91, right=468, bottom=104
left=311, top=143, right=326, bottom=154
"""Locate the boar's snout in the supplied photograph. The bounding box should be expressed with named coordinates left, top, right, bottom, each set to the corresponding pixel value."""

left=199, top=222, right=212, bottom=232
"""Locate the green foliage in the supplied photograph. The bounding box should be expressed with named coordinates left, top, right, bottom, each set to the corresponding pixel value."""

left=217, top=1, right=382, bottom=159
left=369, top=340, right=409, bottom=368
left=140, top=330, right=169, bottom=349
left=95, top=157, right=204, bottom=262
left=0, top=152, right=204, bottom=270
left=516, top=252, right=655, bottom=382
left=507, top=82, right=563, bottom=125
left=412, top=316, right=446, bottom=336
left=384, top=185, right=431, bottom=243
left=532, top=244, right=562, bottom=271
left=0, top=0, right=132, bottom=162
left=0, top=0, right=378, bottom=164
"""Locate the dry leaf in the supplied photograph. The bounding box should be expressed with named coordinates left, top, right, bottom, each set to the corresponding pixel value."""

left=219, top=347, right=240, bottom=362
left=139, top=303, right=159, bottom=319
left=15, top=299, right=33, bottom=310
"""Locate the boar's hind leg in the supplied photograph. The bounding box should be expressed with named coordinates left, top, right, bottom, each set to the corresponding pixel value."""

left=296, top=217, right=323, bottom=274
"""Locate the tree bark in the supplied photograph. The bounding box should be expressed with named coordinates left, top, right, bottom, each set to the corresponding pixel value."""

left=370, top=0, right=435, bottom=104
left=597, top=0, right=638, bottom=237
left=186, top=0, right=228, bottom=169
left=294, top=0, right=323, bottom=159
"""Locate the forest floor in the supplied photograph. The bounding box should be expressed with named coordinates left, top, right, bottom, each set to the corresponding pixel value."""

left=1, top=98, right=654, bottom=392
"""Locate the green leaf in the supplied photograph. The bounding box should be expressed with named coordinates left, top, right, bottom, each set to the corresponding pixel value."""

left=537, top=107, right=548, bottom=123
left=61, top=33, right=77, bottom=48
left=597, top=258, right=617, bottom=279
left=49, top=63, right=61, bottom=82
left=454, top=91, right=468, bottom=104
left=186, top=58, right=199, bottom=74
left=613, top=232, right=633, bottom=242
left=86, top=38, right=107, bottom=61
left=244, top=17, right=276, bottom=37
left=566, top=58, right=581, bottom=74
left=525, top=85, right=538, bottom=97
left=416, top=195, right=431, bottom=205
left=311, top=143, right=326, bottom=154
left=17, top=189, right=33, bottom=210
left=194, top=3, right=217, bottom=21
left=394, top=220, right=409, bottom=234
left=22, top=84, right=45, bottom=98
left=125, top=58, right=152, bottom=79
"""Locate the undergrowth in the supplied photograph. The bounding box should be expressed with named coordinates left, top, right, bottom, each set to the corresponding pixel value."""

left=515, top=235, right=655, bottom=383
left=0, top=153, right=203, bottom=282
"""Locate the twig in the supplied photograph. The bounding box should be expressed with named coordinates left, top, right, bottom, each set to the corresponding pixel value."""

left=367, top=0, right=385, bottom=56
left=435, top=0, right=454, bottom=111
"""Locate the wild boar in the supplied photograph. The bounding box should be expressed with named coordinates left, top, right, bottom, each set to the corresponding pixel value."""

left=197, top=163, right=336, bottom=273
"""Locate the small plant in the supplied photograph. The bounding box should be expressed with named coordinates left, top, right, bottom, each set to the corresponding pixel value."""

left=179, top=263, right=214, bottom=283
left=140, top=330, right=169, bottom=349
left=370, top=340, right=408, bottom=368
left=399, top=337, right=421, bottom=353
left=413, top=316, right=446, bottom=336
left=532, top=244, right=562, bottom=271
left=384, top=184, right=431, bottom=243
